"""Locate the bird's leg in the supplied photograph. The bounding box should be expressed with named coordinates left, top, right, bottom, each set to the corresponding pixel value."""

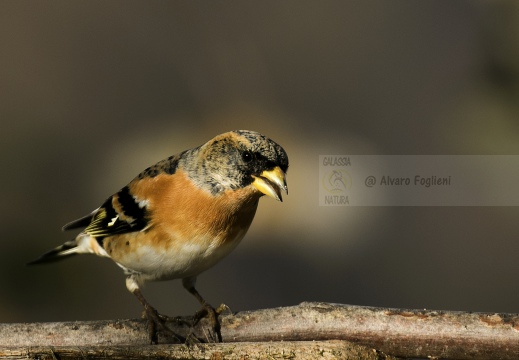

left=127, top=277, right=180, bottom=344
left=182, top=277, right=223, bottom=342
left=132, top=288, right=162, bottom=344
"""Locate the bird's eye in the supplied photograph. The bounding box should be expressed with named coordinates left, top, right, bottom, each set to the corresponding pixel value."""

left=242, top=151, right=253, bottom=163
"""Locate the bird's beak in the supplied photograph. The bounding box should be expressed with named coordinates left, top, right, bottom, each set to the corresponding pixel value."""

left=252, top=166, right=288, bottom=202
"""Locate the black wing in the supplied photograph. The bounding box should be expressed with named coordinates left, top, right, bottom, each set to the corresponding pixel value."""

left=62, top=209, right=98, bottom=231
left=64, top=186, right=150, bottom=238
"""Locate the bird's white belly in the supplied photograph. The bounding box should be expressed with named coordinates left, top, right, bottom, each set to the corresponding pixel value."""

left=114, top=230, right=246, bottom=282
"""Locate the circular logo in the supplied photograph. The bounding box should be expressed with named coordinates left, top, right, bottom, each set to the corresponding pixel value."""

left=322, top=169, right=351, bottom=194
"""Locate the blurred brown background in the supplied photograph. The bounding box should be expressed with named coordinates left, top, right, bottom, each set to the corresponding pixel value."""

left=2, top=1, right=519, bottom=323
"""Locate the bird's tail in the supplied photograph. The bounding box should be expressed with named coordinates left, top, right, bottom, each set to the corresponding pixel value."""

left=27, top=239, right=80, bottom=265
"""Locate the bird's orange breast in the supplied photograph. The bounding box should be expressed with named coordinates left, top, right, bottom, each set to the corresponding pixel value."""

left=102, top=170, right=261, bottom=278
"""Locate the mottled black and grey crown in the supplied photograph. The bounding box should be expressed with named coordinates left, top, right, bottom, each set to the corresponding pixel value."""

left=232, top=130, right=288, bottom=172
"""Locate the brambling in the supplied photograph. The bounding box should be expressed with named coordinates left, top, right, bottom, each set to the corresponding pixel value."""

left=30, top=130, right=288, bottom=344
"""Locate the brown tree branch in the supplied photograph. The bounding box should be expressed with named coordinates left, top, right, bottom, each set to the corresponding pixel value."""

left=0, top=341, right=396, bottom=360
left=1, top=302, right=518, bottom=359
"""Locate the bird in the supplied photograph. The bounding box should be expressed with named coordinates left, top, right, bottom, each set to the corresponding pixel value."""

left=29, top=130, right=289, bottom=344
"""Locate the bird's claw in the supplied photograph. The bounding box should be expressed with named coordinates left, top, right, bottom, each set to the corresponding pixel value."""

left=215, top=303, right=232, bottom=316
left=192, top=302, right=226, bottom=342
left=142, top=306, right=182, bottom=344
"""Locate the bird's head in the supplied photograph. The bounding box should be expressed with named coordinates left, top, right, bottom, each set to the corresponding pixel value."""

left=186, top=130, right=289, bottom=201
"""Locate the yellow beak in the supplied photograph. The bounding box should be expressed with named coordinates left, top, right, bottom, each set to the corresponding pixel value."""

left=252, top=166, right=288, bottom=202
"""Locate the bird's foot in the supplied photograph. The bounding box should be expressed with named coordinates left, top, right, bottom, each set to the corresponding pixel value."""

left=215, top=303, right=232, bottom=316
left=192, top=303, right=230, bottom=342
left=142, top=306, right=182, bottom=344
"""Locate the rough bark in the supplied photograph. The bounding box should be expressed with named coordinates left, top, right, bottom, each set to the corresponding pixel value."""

left=1, top=302, right=518, bottom=359
left=0, top=341, right=396, bottom=360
